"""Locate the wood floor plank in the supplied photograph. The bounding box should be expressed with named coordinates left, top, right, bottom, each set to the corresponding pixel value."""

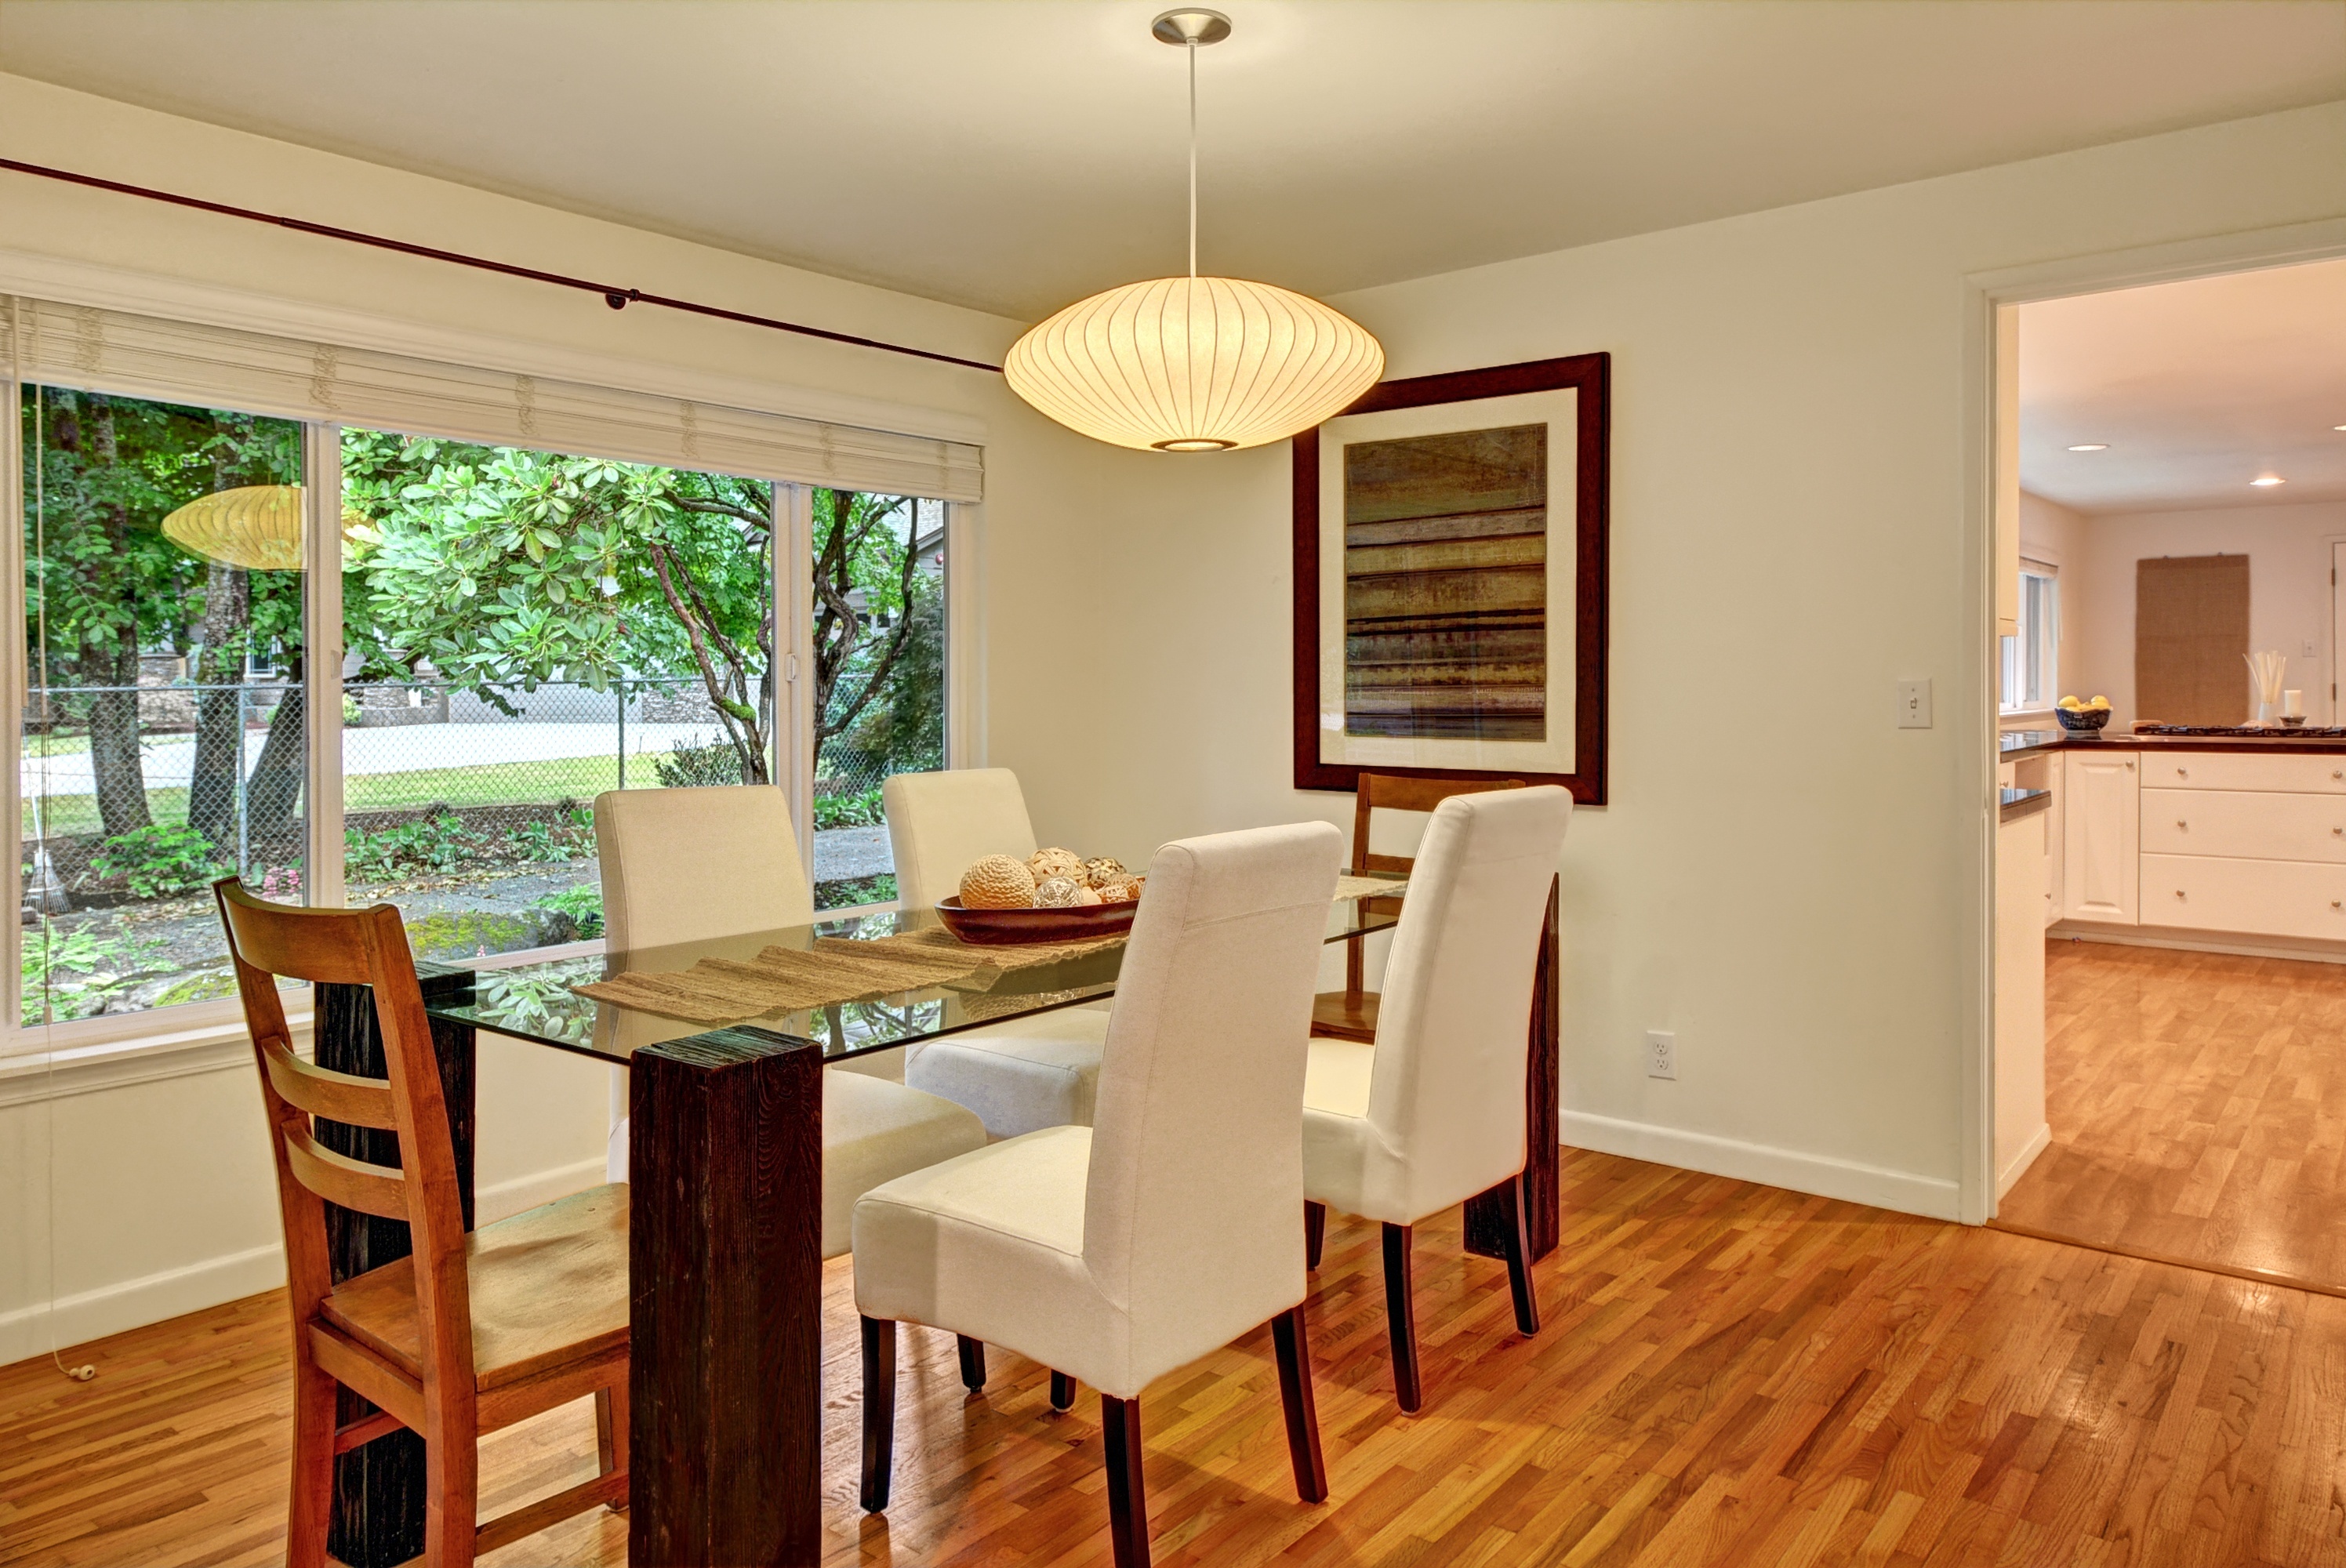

left=18, top=1150, right=2346, bottom=1564
left=2000, top=942, right=2346, bottom=1290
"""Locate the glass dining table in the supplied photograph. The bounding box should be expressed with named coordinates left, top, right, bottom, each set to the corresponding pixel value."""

left=318, top=872, right=1558, bottom=1568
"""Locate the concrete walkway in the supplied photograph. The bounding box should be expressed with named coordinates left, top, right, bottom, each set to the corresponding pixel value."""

left=22, top=721, right=728, bottom=797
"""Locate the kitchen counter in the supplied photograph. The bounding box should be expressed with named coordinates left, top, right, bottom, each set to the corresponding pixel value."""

left=1999, top=786, right=2050, bottom=823
left=2002, top=727, right=2346, bottom=758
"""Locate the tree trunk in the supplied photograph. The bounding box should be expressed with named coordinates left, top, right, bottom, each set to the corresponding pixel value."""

left=188, top=561, right=251, bottom=851
left=244, top=673, right=306, bottom=867
left=81, top=394, right=154, bottom=840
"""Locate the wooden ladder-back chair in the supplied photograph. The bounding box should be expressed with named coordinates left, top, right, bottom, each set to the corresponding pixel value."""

left=1313, top=773, right=1527, bottom=1043
left=216, top=880, right=630, bottom=1568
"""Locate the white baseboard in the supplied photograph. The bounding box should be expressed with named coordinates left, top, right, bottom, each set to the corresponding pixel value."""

left=475, top=1157, right=609, bottom=1226
left=2050, top=921, right=2346, bottom=965
left=1997, top=1121, right=2052, bottom=1200
left=1561, top=1111, right=1962, bottom=1221
left=0, top=1242, right=285, bottom=1367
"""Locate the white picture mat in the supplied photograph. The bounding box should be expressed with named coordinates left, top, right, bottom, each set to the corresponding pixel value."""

left=1318, top=387, right=1579, bottom=773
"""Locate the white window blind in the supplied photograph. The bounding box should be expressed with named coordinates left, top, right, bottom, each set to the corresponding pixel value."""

left=1, top=294, right=983, bottom=501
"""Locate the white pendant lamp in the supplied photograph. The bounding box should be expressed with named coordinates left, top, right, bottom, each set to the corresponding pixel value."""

left=1003, top=9, right=1384, bottom=453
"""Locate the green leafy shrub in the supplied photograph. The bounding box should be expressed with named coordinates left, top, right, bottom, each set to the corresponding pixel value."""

left=18, top=925, right=169, bottom=1025
left=511, top=807, right=594, bottom=863
left=653, top=738, right=746, bottom=789
left=818, top=873, right=897, bottom=909
left=401, top=909, right=535, bottom=960
left=346, top=812, right=488, bottom=879
left=813, top=787, right=884, bottom=830
left=89, top=822, right=227, bottom=898
left=533, top=884, right=605, bottom=939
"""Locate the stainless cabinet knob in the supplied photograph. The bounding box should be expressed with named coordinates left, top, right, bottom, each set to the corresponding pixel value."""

left=2178, top=821, right=2189, bottom=829
left=2176, top=889, right=2187, bottom=898
left=2177, top=768, right=2188, bottom=778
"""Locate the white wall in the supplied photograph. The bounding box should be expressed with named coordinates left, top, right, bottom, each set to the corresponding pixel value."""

left=989, top=101, right=2346, bottom=1219
left=2016, top=491, right=2093, bottom=716
left=0, top=69, right=1190, bottom=1358
left=2068, top=499, right=2346, bottom=727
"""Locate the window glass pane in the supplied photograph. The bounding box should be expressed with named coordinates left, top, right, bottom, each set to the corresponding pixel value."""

left=812, top=492, right=945, bottom=911
left=20, top=386, right=307, bottom=1026
left=339, top=431, right=772, bottom=960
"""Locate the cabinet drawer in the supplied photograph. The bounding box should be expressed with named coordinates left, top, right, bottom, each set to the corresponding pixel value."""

left=2141, top=853, right=2346, bottom=942
left=2141, top=789, right=2346, bottom=863
left=2134, top=751, right=2346, bottom=794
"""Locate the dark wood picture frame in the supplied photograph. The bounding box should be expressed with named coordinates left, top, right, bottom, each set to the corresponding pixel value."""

left=1293, top=353, right=1611, bottom=803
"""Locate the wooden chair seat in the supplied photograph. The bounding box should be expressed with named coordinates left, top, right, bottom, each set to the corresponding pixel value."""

left=321, top=1185, right=629, bottom=1392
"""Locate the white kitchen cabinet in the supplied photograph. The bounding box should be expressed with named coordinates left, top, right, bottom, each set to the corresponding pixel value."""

left=2061, top=750, right=2139, bottom=924
left=2141, top=854, right=2346, bottom=942
left=2141, top=787, right=2346, bottom=864
left=2139, top=752, right=2346, bottom=794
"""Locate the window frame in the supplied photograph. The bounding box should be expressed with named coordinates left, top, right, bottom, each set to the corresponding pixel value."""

left=1999, top=557, right=2060, bottom=716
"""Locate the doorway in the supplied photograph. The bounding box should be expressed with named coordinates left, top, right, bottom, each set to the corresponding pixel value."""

left=1985, top=254, right=2346, bottom=1289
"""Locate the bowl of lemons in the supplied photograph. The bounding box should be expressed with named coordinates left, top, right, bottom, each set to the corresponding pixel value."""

left=2054, top=695, right=2112, bottom=734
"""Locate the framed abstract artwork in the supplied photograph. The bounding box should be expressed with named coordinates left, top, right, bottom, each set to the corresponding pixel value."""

left=1292, top=354, right=1611, bottom=802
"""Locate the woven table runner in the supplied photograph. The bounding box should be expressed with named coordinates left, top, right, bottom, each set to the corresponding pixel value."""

left=574, top=940, right=990, bottom=1025
left=1333, top=875, right=1407, bottom=902
left=823, top=927, right=1126, bottom=989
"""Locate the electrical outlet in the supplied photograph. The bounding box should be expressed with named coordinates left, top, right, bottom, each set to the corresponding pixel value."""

left=1646, top=1029, right=1677, bottom=1080
left=1897, top=679, right=1933, bottom=729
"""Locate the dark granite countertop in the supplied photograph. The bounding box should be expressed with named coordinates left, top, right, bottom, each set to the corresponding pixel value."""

left=2001, top=727, right=2346, bottom=757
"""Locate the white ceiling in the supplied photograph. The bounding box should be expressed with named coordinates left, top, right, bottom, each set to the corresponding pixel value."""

left=1, top=2, right=2341, bottom=319
left=2021, top=259, right=2346, bottom=515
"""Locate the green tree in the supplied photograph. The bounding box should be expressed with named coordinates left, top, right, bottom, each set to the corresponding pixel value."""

left=812, top=489, right=936, bottom=771
left=341, top=434, right=779, bottom=781
left=20, top=387, right=302, bottom=849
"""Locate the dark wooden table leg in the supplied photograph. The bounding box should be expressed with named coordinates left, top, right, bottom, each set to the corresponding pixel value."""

left=1465, top=877, right=1560, bottom=1262
left=313, top=967, right=477, bottom=1568
left=630, top=1025, right=823, bottom=1568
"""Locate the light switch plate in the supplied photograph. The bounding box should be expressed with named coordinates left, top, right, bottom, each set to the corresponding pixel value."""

left=1897, top=679, right=1933, bottom=728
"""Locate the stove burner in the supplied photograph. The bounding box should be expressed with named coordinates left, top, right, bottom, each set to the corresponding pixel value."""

left=2134, top=724, right=2346, bottom=738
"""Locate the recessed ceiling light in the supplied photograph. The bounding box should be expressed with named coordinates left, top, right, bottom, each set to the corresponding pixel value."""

left=2252, top=476, right=2286, bottom=488
left=2334, top=424, right=2346, bottom=432
left=2066, top=443, right=2108, bottom=452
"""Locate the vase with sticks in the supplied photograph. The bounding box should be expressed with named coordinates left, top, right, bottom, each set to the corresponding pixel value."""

left=2246, top=650, right=2287, bottom=726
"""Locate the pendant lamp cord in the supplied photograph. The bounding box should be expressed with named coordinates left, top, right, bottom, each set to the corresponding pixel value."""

left=1187, top=37, right=1199, bottom=280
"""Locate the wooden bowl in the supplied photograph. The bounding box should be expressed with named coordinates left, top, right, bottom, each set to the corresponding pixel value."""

left=935, top=896, right=1138, bottom=946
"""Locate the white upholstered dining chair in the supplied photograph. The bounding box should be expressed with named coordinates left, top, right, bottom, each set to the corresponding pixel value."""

left=1302, top=785, right=1571, bottom=1412
left=594, top=786, right=986, bottom=1260
left=881, top=768, right=1114, bottom=1138
left=853, top=821, right=1345, bottom=1568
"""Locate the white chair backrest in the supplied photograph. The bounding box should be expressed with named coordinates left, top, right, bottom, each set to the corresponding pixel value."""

left=1081, top=821, right=1343, bottom=1363
left=594, top=786, right=814, bottom=950
left=1367, top=786, right=1572, bottom=1198
left=881, top=768, right=1039, bottom=911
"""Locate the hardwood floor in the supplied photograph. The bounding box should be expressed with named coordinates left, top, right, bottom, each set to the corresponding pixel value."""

left=1999, top=941, right=2346, bottom=1292
left=13, top=1149, right=2346, bottom=1566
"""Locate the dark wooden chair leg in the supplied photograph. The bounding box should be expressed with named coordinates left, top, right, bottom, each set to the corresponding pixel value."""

left=1381, top=1222, right=1422, bottom=1413
left=860, top=1316, right=896, bottom=1512
left=1100, top=1394, right=1150, bottom=1568
left=1304, top=1201, right=1327, bottom=1270
left=594, top=1381, right=630, bottom=1512
left=1050, top=1370, right=1077, bottom=1411
left=1499, top=1171, right=1540, bottom=1337
left=957, top=1335, right=987, bottom=1392
left=1269, top=1306, right=1328, bottom=1504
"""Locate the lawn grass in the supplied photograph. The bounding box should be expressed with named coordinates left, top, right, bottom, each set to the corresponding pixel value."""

left=21, top=753, right=692, bottom=839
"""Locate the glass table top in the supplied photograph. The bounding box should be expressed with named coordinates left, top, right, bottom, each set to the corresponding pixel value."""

left=423, top=880, right=1404, bottom=1068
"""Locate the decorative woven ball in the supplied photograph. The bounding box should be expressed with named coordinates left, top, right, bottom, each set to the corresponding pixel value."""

left=1029, top=848, right=1086, bottom=886
left=960, top=854, right=1037, bottom=909
left=1082, top=856, right=1127, bottom=889
left=1033, top=875, right=1083, bottom=909
left=1096, top=879, right=1138, bottom=903
left=1073, top=885, right=1102, bottom=906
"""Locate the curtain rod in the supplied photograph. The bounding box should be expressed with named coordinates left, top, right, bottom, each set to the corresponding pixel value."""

left=0, top=156, right=1006, bottom=375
